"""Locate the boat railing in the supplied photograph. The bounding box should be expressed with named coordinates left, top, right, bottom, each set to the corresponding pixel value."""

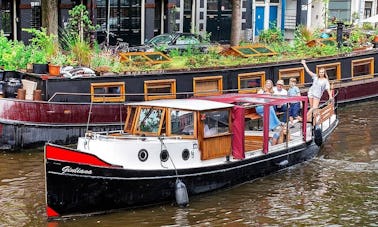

left=87, top=130, right=183, bottom=140
left=46, top=73, right=372, bottom=103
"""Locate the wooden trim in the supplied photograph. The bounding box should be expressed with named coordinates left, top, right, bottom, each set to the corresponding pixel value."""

left=238, top=71, right=266, bottom=93
left=119, top=52, right=170, bottom=64
left=278, top=67, right=305, bottom=86
left=351, top=57, right=374, bottom=80
left=197, top=108, right=232, bottom=160
left=90, top=82, right=125, bottom=103
left=124, top=106, right=137, bottom=133
left=144, top=79, right=176, bottom=100
left=193, top=76, right=223, bottom=96
left=133, top=107, right=166, bottom=136
left=166, top=108, right=197, bottom=138
left=316, top=62, right=341, bottom=81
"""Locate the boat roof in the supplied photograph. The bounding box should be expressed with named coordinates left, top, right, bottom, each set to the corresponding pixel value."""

left=126, top=98, right=234, bottom=111
left=199, top=93, right=308, bottom=106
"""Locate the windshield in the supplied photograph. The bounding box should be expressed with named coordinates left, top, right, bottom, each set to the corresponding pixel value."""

left=135, top=107, right=164, bottom=134
left=147, top=34, right=173, bottom=45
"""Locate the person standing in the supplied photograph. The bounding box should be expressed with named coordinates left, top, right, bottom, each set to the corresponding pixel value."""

left=301, top=59, right=333, bottom=122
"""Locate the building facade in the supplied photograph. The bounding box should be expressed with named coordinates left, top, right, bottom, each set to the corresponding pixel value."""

left=2, top=0, right=375, bottom=46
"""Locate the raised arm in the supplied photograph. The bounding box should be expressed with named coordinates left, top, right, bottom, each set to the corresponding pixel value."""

left=301, top=59, right=317, bottom=78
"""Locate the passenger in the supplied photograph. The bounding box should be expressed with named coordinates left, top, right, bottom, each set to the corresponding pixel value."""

left=256, top=80, right=282, bottom=130
left=273, top=79, right=288, bottom=122
left=257, top=79, right=274, bottom=95
left=287, top=78, right=302, bottom=127
left=301, top=59, right=333, bottom=122
left=271, top=127, right=291, bottom=145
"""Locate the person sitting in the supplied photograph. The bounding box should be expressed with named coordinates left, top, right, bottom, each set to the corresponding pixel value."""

left=287, top=78, right=302, bottom=127
left=271, top=126, right=291, bottom=145
left=256, top=79, right=282, bottom=131
left=257, top=79, right=274, bottom=95
left=273, top=79, right=288, bottom=122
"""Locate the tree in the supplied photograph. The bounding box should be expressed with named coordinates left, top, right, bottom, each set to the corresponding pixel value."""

left=230, top=0, right=241, bottom=46
left=41, top=0, right=58, bottom=36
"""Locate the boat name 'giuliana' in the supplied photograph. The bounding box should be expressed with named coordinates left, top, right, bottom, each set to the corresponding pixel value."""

left=62, top=166, right=93, bottom=175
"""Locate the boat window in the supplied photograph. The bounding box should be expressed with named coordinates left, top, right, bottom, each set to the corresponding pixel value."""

left=278, top=67, right=305, bottom=87
left=193, top=76, right=223, bottom=96
left=170, top=109, right=195, bottom=136
left=202, top=110, right=230, bottom=137
left=351, top=58, right=374, bottom=80
left=316, top=62, right=341, bottom=81
left=124, top=106, right=137, bottom=133
left=135, top=107, right=165, bottom=134
left=91, top=82, right=125, bottom=102
left=238, top=71, right=266, bottom=93
left=144, top=79, right=176, bottom=100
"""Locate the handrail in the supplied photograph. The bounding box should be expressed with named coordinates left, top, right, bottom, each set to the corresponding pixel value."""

left=46, top=74, right=369, bottom=103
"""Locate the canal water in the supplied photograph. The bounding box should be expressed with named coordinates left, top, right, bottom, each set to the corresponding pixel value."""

left=1, top=101, right=377, bottom=226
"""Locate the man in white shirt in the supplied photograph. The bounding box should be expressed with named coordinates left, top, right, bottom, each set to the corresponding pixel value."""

left=273, top=79, right=288, bottom=122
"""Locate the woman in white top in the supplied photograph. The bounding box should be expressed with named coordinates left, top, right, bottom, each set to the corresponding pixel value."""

left=301, top=59, right=333, bottom=122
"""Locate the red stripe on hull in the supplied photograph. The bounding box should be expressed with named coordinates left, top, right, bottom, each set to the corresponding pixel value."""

left=46, top=206, right=60, bottom=218
left=45, top=144, right=115, bottom=167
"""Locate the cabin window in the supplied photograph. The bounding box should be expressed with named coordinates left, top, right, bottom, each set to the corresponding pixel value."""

left=193, top=76, right=223, bottom=96
left=238, top=72, right=266, bottom=93
left=124, top=106, right=137, bottom=133
left=144, top=79, right=176, bottom=100
left=170, top=109, right=195, bottom=136
left=135, top=107, right=165, bottom=134
left=202, top=110, right=230, bottom=137
left=352, top=58, right=374, bottom=80
left=279, top=67, right=305, bottom=87
left=91, top=82, right=125, bottom=102
left=316, top=62, right=341, bottom=81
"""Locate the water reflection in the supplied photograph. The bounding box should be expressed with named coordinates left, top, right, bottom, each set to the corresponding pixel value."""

left=0, top=101, right=377, bottom=226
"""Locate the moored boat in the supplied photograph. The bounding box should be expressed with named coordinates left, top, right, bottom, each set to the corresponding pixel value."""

left=45, top=93, right=338, bottom=219
left=1, top=49, right=375, bottom=151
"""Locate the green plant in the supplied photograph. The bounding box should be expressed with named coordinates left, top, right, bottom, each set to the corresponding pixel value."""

left=49, top=52, right=67, bottom=65
left=66, top=4, right=99, bottom=42
left=29, top=50, right=47, bottom=64
left=23, top=28, right=57, bottom=58
left=258, top=26, right=284, bottom=43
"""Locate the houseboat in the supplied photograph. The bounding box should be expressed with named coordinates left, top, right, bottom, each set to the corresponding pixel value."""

left=45, top=93, right=338, bottom=219
left=1, top=49, right=377, bottom=150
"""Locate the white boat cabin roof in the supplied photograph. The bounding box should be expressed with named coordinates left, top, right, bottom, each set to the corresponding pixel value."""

left=126, top=99, right=234, bottom=111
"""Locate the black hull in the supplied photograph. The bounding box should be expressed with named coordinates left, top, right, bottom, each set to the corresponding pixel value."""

left=45, top=120, right=338, bottom=219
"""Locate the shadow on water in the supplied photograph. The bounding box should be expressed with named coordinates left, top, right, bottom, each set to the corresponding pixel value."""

left=1, top=101, right=378, bottom=226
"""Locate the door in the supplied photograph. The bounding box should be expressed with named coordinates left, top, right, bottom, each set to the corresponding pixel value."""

left=183, top=0, right=193, bottom=33
left=269, top=6, right=278, bottom=28
left=255, top=6, right=264, bottom=36
left=0, top=0, right=13, bottom=40
left=206, top=0, right=232, bottom=43
left=96, top=0, right=142, bottom=46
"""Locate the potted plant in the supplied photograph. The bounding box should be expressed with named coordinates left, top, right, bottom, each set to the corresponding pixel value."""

left=48, top=53, right=67, bottom=76
left=29, top=50, right=48, bottom=74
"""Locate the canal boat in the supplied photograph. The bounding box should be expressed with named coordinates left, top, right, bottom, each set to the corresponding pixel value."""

left=1, top=49, right=376, bottom=150
left=45, top=93, right=338, bottom=219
